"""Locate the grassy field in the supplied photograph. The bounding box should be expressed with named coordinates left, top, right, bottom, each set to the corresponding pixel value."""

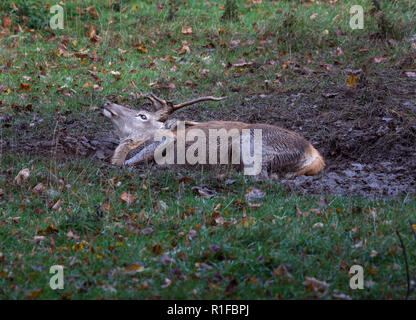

left=0, top=0, right=416, bottom=299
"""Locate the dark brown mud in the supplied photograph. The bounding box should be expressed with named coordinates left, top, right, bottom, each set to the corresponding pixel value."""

left=2, top=73, right=415, bottom=198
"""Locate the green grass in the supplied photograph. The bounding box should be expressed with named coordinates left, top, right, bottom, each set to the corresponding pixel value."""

left=0, top=0, right=416, bottom=299
left=0, top=155, right=415, bottom=299
left=1, top=0, right=415, bottom=114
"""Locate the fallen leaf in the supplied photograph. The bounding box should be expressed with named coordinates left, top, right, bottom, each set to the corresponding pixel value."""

left=237, top=216, right=255, bottom=227
left=33, top=183, right=45, bottom=194
left=125, top=263, right=145, bottom=274
left=161, top=278, right=172, bottom=288
left=192, top=186, right=215, bottom=199
left=273, top=264, right=294, bottom=282
left=137, top=44, right=147, bottom=53
left=2, top=16, right=12, bottom=28
left=178, top=41, right=191, bottom=55
left=152, top=243, right=163, bottom=255
left=322, top=92, right=339, bottom=98
left=86, top=6, right=99, bottom=18
left=187, top=229, right=198, bottom=240
left=374, top=56, right=390, bottom=63
left=346, top=75, right=358, bottom=87
left=141, top=227, right=154, bottom=236
left=19, top=83, right=31, bottom=91
left=296, top=206, right=309, bottom=217
left=120, top=192, right=134, bottom=204
left=303, top=277, right=329, bottom=296
left=244, top=187, right=265, bottom=201
left=161, top=254, right=175, bottom=265
left=51, top=199, right=62, bottom=211
left=45, top=224, right=58, bottom=234
left=26, top=289, right=43, bottom=299
left=313, top=222, right=324, bottom=228
left=14, top=168, right=30, bottom=185
left=181, top=26, right=192, bottom=35
left=333, top=293, right=351, bottom=300
left=66, top=230, right=79, bottom=240
left=225, top=278, right=238, bottom=295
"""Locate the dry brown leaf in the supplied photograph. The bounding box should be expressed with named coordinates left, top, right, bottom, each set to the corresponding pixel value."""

left=51, top=199, right=62, bottom=211
left=141, top=227, right=154, bottom=236
left=346, top=75, right=358, bottom=87
left=120, top=192, right=134, bottom=204
left=66, top=230, right=79, bottom=240
left=2, top=16, right=12, bottom=28
left=187, top=229, right=198, bottom=240
left=19, top=82, right=31, bottom=91
left=86, top=6, right=99, bottom=18
left=303, top=277, right=329, bottom=296
left=178, top=41, right=191, bottom=55
left=244, top=187, right=265, bottom=201
left=14, top=168, right=30, bottom=185
left=181, top=26, right=193, bottom=35
left=137, top=44, right=147, bottom=53
left=237, top=216, right=255, bottom=227
left=225, top=278, right=238, bottom=295
left=273, top=264, right=294, bottom=282
left=26, top=289, right=43, bottom=299
left=161, top=278, right=172, bottom=288
left=296, top=206, right=309, bottom=217
left=374, top=56, right=390, bottom=63
left=125, top=263, right=145, bottom=274
left=33, top=183, right=45, bottom=194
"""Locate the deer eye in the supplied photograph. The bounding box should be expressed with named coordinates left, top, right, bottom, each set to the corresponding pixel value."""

left=137, top=114, right=147, bottom=120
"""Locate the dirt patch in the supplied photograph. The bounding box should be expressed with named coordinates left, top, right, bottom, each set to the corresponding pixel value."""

left=2, top=72, right=415, bottom=198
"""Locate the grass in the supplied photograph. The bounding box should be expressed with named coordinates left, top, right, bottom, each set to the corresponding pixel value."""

left=0, top=0, right=416, bottom=299
left=0, top=154, right=415, bottom=299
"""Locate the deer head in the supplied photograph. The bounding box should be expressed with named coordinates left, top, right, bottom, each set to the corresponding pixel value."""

left=102, top=95, right=226, bottom=166
left=102, top=100, right=165, bottom=141
left=102, top=95, right=226, bottom=140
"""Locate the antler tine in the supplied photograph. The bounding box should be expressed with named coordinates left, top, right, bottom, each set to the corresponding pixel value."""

left=173, top=96, right=227, bottom=110
left=145, top=94, right=169, bottom=111
left=148, top=94, right=227, bottom=122
left=149, top=94, right=168, bottom=107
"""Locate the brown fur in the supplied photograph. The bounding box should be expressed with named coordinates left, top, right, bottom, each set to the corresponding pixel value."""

left=103, top=101, right=326, bottom=178
left=296, top=145, right=325, bottom=176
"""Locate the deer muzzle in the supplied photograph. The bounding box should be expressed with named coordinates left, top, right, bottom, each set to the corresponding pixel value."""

left=102, top=101, right=118, bottom=118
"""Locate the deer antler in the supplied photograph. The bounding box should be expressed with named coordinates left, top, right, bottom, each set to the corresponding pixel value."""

left=145, top=94, right=226, bottom=122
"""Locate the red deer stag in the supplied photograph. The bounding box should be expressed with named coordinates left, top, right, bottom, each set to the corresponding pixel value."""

left=102, top=94, right=325, bottom=178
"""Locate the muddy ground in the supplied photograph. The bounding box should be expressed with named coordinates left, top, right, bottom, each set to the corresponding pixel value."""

left=2, top=72, right=415, bottom=198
